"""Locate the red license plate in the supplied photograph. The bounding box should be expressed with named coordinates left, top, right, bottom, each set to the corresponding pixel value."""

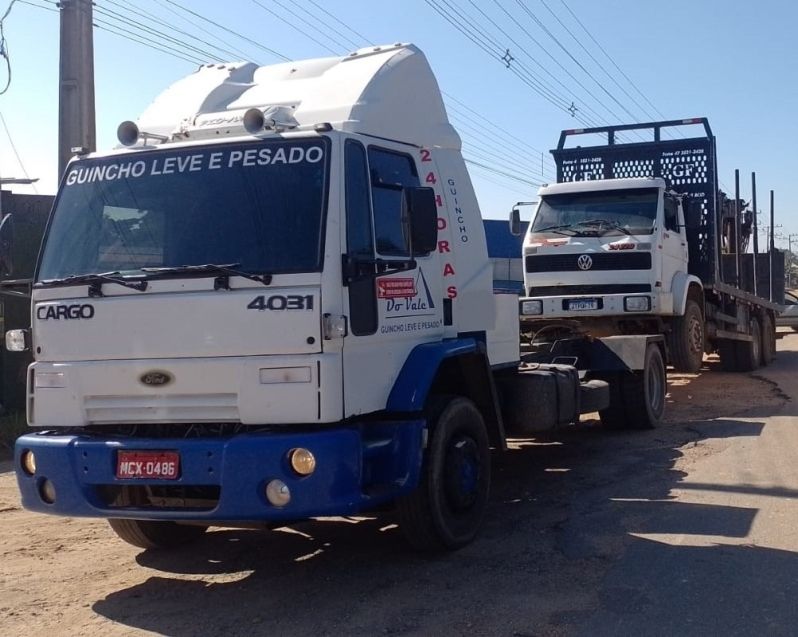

left=116, top=451, right=180, bottom=480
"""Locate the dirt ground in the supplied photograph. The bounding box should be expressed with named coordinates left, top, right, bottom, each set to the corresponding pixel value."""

left=0, top=347, right=790, bottom=636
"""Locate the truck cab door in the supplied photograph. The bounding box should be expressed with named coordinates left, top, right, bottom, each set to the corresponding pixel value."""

left=660, top=194, right=688, bottom=310
left=341, top=139, right=444, bottom=417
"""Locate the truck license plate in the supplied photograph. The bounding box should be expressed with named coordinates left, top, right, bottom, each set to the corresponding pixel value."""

left=116, top=451, right=180, bottom=480
left=567, top=298, right=599, bottom=311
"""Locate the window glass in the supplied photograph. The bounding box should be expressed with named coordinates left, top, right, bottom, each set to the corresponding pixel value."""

left=531, top=188, right=658, bottom=236
left=38, top=139, right=329, bottom=280
left=368, top=147, right=419, bottom=256
left=345, top=141, right=373, bottom=258
left=664, top=196, right=680, bottom=232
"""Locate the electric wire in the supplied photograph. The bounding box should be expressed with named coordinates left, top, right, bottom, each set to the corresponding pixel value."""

left=442, top=91, right=556, bottom=170
left=538, top=0, right=656, bottom=122
left=0, top=109, right=38, bottom=193
left=94, top=5, right=224, bottom=63
left=162, top=0, right=288, bottom=61
left=425, top=0, right=584, bottom=120
left=101, top=0, right=251, bottom=64
left=306, top=0, right=372, bottom=47
left=150, top=0, right=258, bottom=63
left=558, top=0, right=672, bottom=124
left=93, top=19, right=206, bottom=66
left=268, top=0, right=352, bottom=53
left=513, top=0, right=642, bottom=124
left=461, top=0, right=610, bottom=129
left=250, top=0, right=342, bottom=56
left=490, top=0, right=645, bottom=141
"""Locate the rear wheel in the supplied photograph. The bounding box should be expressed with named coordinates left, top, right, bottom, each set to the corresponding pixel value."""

left=599, top=344, right=666, bottom=430
left=735, top=317, right=762, bottom=372
left=668, top=299, right=704, bottom=372
left=397, top=397, right=491, bottom=551
left=761, top=314, right=776, bottom=366
left=108, top=518, right=206, bottom=550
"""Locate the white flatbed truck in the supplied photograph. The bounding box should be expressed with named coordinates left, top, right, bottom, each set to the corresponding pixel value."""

left=513, top=119, right=784, bottom=377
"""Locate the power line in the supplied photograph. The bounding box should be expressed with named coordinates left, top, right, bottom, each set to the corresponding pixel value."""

left=443, top=91, right=556, bottom=169
left=100, top=0, right=251, bottom=63
left=513, top=0, right=642, bottom=125
left=268, top=0, right=351, bottom=53
left=461, top=0, right=610, bottom=129
left=464, top=157, right=543, bottom=187
left=0, top=109, right=38, bottom=192
left=162, top=0, right=288, bottom=62
left=150, top=0, right=259, bottom=63
left=306, top=0, right=372, bottom=47
left=94, top=5, right=224, bottom=63
left=492, top=0, right=640, bottom=138
left=558, top=0, right=671, bottom=124
left=425, top=0, right=581, bottom=119
left=250, top=0, right=341, bottom=56
left=538, top=0, right=657, bottom=123
left=94, top=19, right=205, bottom=66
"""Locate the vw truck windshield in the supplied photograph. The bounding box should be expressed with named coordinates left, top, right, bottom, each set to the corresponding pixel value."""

left=531, top=188, right=658, bottom=236
left=37, top=138, right=329, bottom=282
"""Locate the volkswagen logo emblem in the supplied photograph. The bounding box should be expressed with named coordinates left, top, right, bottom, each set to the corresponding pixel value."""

left=577, top=254, right=593, bottom=271
left=139, top=371, right=173, bottom=387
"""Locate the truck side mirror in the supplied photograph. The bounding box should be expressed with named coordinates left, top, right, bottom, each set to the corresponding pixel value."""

left=402, top=187, right=437, bottom=256
left=0, top=214, right=14, bottom=277
left=509, top=208, right=522, bottom=236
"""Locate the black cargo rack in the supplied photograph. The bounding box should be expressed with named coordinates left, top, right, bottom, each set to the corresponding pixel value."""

left=551, top=118, right=719, bottom=284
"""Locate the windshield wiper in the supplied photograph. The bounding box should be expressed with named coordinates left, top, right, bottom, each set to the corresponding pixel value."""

left=531, top=223, right=577, bottom=235
left=140, top=263, right=273, bottom=289
left=570, top=219, right=633, bottom=236
left=37, top=271, right=148, bottom=296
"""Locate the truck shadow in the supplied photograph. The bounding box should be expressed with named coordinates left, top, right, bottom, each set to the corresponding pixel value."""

left=91, top=413, right=798, bottom=636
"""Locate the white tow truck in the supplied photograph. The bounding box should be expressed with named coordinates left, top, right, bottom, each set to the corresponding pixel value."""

left=513, top=119, right=783, bottom=375
left=5, top=45, right=664, bottom=552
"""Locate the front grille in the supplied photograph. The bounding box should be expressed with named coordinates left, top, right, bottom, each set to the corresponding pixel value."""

left=84, top=393, right=238, bottom=424
left=528, top=283, right=652, bottom=296
left=525, top=252, right=652, bottom=272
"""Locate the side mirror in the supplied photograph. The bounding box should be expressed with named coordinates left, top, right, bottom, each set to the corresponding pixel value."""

left=509, top=208, right=522, bottom=236
left=402, top=187, right=437, bottom=256
left=0, top=214, right=14, bottom=277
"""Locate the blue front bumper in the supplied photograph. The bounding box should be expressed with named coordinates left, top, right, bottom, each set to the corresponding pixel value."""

left=14, top=421, right=424, bottom=522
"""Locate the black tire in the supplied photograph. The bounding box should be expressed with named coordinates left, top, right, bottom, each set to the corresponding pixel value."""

left=108, top=518, right=206, bottom=549
left=597, top=372, right=627, bottom=429
left=599, top=345, right=666, bottom=430
left=735, top=317, right=761, bottom=372
left=397, top=397, right=491, bottom=551
left=668, top=299, right=705, bottom=373
left=761, top=314, right=776, bottom=366
left=718, top=340, right=738, bottom=371
left=622, top=344, right=666, bottom=429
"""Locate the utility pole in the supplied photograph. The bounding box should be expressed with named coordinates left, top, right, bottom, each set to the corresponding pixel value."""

left=58, top=0, right=96, bottom=178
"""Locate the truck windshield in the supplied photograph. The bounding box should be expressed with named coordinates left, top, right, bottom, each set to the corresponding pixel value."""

left=531, top=188, right=658, bottom=236
left=37, top=138, right=329, bottom=281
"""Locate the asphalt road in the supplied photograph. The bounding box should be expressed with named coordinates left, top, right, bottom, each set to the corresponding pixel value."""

left=2, top=336, right=798, bottom=636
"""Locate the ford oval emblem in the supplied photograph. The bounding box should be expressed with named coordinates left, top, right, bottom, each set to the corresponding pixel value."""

left=140, top=371, right=173, bottom=387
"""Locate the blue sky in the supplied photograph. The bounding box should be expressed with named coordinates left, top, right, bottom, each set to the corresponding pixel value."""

left=1, top=0, right=796, bottom=245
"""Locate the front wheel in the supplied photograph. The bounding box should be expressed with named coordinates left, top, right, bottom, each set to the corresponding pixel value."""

left=108, top=518, right=207, bottom=549
left=668, top=299, right=704, bottom=372
left=397, top=397, right=491, bottom=551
